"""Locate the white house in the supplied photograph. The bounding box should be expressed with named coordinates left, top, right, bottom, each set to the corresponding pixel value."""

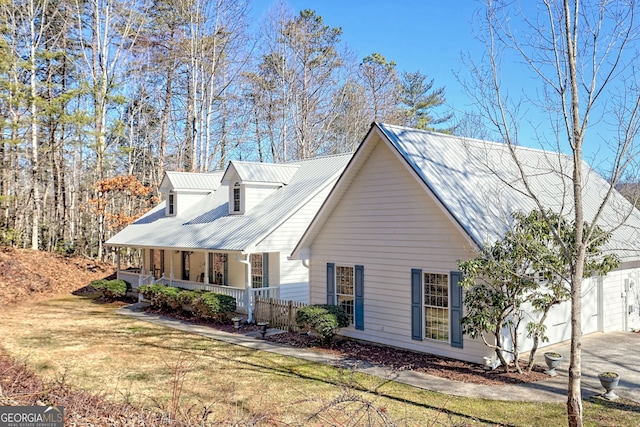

left=105, top=154, right=351, bottom=318
left=291, top=123, right=640, bottom=364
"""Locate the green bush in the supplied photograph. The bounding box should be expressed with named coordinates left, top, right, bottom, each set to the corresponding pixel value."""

left=295, top=304, right=349, bottom=344
left=140, top=286, right=235, bottom=321
left=176, top=290, right=201, bottom=309
left=191, top=292, right=237, bottom=321
left=139, top=284, right=180, bottom=310
left=91, top=279, right=129, bottom=301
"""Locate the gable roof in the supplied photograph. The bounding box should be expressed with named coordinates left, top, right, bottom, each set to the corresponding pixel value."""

left=159, top=171, right=224, bottom=193
left=221, top=161, right=300, bottom=185
left=292, top=123, right=640, bottom=261
left=105, top=154, right=352, bottom=252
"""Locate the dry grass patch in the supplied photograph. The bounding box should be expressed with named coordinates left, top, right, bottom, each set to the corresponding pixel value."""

left=0, top=295, right=639, bottom=426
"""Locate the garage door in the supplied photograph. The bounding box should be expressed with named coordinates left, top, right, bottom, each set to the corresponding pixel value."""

left=581, top=277, right=600, bottom=335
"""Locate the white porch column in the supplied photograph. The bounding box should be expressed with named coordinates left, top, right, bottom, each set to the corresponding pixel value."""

left=239, top=252, right=253, bottom=322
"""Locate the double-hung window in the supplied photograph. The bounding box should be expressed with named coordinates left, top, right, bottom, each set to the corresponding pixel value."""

left=424, top=272, right=449, bottom=342
left=233, top=183, right=241, bottom=212
left=168, top=192, right=175, bottom=215
left=251, top=253, right=269, bottom=288
left=411, top=269, right=463, bottom=348
left=327, top=263, right=364, bottom=330
left=336, top=266, right=355, bottom=325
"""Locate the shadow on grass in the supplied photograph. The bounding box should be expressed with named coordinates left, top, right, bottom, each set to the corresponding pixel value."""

left=11, top=296, right=637, bottom=427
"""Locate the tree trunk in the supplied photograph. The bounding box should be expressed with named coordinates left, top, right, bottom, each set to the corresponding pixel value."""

left=29, top=0, right=40, bottom=251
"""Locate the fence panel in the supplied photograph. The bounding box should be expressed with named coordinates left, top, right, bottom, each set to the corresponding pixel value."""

left=253, top=296, right=307, bottom=332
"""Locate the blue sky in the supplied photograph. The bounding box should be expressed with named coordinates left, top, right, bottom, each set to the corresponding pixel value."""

left=249, top=1, right=636, bottom=175
left=251, top=0, right=483, bottom=120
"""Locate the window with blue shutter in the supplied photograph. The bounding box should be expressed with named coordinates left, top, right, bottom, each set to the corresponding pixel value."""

left=354, top=265, right=364, bottom=330
left=449, top=271, right=463, bottom=348
left=411, top=268, right=422, bottom=340
left=326, top=263, right=335, bottom=304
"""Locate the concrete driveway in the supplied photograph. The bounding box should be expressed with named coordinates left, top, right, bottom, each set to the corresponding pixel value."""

left=534, top=331, right=640, bottom=402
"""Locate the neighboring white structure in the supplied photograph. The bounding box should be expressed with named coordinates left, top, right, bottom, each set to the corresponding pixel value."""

left=291, top=123, right=640, bottom=364
left=105, top=154, right=351, bottom=318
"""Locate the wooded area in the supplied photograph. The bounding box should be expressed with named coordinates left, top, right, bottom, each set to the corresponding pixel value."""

left=0, top=0, right=453, bottom=257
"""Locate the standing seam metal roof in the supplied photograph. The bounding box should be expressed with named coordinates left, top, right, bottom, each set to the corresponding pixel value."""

left=162, top=171, right=224, bottom=191
left=223, top=161, right=301, bottom=185
left=377, top=123, right=640, bottom=260
left=105, top=154, right=352, bottom=251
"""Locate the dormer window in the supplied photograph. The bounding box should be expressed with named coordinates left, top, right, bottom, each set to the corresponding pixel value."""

left=232, top=182, right=241, bottom=213
left=168, top=192, right=175, bottom=215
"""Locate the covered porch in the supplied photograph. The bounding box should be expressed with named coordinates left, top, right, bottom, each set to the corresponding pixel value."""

left=113, top=247, right=280, bottom=320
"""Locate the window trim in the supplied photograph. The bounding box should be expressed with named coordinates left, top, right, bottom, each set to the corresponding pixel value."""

left=251, top=253, right=269, bottom=288
left=232, top=182, right=242, bottom=213
left=335, top=265, right=355, bottom=326
left=168, top=192, right=175, bottom=216
left=423, top=271, right=450, bottom=343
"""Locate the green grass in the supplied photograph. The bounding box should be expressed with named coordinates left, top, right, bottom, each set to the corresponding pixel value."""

left=0, top=295, right=638, bottom=426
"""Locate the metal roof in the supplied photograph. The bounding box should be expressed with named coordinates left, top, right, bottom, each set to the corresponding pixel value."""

left=377, top=123, right=640, bottom=260
left=106, top=154, right=352, bottom=251
left=160, top=171, right=224, bottom=192
left=222, top=162, right=301, bottom=185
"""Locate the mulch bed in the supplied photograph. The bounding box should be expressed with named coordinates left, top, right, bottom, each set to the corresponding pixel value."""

left=140, top=306, right=550, bottom=386
left=264, top=331, right=550, bottom=386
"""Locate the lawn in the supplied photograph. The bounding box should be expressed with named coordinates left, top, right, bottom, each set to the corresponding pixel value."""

left=0, top=295, right=637, bottom=426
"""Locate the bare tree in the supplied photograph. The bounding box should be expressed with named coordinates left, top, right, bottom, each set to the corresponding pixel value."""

left=462, top=1, right=640, bottom=426
left=73, top=0, right=146, bottom=258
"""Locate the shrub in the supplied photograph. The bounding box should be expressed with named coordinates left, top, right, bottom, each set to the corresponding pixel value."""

left=140, top=286, right=236, bottom=321
left=139, top=284, right=180, bottom=311
left=91, top=279, right=129, bottom=301
left=191, top=292, right=236, bottom=321
left=176, top=290, right=201, bottom=311
left=295, top=304, right=349, bottom=344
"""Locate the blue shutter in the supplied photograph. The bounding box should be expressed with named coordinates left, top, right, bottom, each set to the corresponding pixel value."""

left=263, top=253, right=269, bottom=287
left=411, top=269, right=423, bottom=340
left=326, top=263, right=335, bottom=304
left=450, top=271, right=463, bottom=348
left=354, top=265, right=364, bottom=330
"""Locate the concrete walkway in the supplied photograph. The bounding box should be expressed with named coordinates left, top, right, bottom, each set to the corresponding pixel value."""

left=116, top=304, right=640, bottom=403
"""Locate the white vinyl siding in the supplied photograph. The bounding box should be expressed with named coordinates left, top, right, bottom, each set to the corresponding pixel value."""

left=255, top=180, right=336, bottom=303
left=308, top=136, right=490, bottom=363
left=244, top=184, right=281, bottom=213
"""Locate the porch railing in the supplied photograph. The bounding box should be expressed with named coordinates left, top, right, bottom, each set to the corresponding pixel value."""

left=115, top=270, right=281, bottom=318
left=155, top=278, right=249, bottom=313
left=249, top=286, right=280, bottom=301
left=118, top=271, right=154, bottom=288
